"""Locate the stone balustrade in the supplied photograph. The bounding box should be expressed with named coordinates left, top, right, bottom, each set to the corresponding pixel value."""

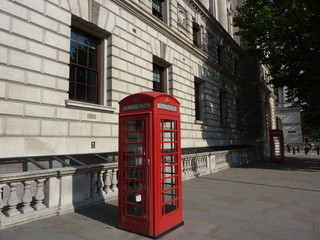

left=0, top=147, right=255, bottom=229
left=182, top=147, right=255, bottom=180
left=0, top=163, right=119, bottom=229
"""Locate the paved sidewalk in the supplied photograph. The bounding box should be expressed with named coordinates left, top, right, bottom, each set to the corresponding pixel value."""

left=1, top=155, right=320, bottom=240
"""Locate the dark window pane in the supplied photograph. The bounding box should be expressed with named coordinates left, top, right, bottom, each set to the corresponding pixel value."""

left=87, top=71, right=97, bottom=86
left=89, top=39, right=97, bottom=53
left=87, top=86, right=97, bottom=103
left=70, top=47, right=77, bottom=63
left=69, top=65, right=75, bottom=81
left=78, top=50, right=87, bottom=66
left=70, top=32, right=78, bottom=47
left=78, top=35, right=88, bottom=50
left=69, top=82, right=75, bottom=99
left=77, top=68, right=86, bottom=84
left=76, top=84, right=85, bottom=100
left=89, top=53, right=97, bottom=69
left=153, top=64, right=164, bottom=92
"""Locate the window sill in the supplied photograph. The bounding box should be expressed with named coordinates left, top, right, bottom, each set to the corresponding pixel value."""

left=66, top=100, right=115, bottom=113
left=195, top=120, right=205, bottom=125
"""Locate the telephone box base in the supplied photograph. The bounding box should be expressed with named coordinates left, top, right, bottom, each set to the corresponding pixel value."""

left=118, top=221, right=184, bottom=239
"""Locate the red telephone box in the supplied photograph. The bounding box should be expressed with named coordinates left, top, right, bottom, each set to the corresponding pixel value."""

left=269, top=129, right=285, bottom=163
left=118, top=92, right=183, bottom=238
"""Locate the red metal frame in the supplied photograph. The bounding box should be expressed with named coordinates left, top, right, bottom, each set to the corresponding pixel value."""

left=118, top=92, right=183, bottom=238
left=269, top=129, right=285, bottom=163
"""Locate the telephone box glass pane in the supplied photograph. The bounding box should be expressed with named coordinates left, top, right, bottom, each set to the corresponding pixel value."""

left=127, top=120, right=143, bottom=130
left=126, top=192, right=144, bottom=205
left=163, top=131, right=175, bottom=141
left=126, top=168, right=142, bottom=179
left=162, top=120, right=175, bottom=130
left=162, top=177, right=177, bottom=190
left=163, top=154, right=176, bottom=165
left=127, top=132, right=142, bottom=142
left=162, top=165, right=177, bottom=178
left=127, top=156, right=143, bottom=166
left=163, top=189, right=177, bottom=203
left=164, top=201, right=177, bottom=215
left=127, top=205, right=144, bottom=217
left=273, top=136, right=281, bottom=156
left=127, top=144, right=144, bottom=154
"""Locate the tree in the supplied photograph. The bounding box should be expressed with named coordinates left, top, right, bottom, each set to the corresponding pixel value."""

left=234, top=0, right=320, bottom=133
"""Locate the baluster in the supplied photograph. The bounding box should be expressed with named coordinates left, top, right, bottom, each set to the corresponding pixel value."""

left=6, top=182, right=20, bottom=217
left=0, top=184, right=5, bottom=217
left=103, top=169, right=112, bottom=193
left=111, top=168, right=118, bottom=192
left=97, top=171, right=103, bottom=196
left=196, top=157, right=201, bottom=173
left=187, top=159, right=192, bottom=174
left=91, top=172, right=98, bottom=197
left=34, top=179, right=46, bottom=210
left=182, top=159, right=186, bottom=174
left=20, top=180, right=34, bottom=213
left=184, top=159, right=188, bottom=174
left=193, top=157, right=198, bottom=173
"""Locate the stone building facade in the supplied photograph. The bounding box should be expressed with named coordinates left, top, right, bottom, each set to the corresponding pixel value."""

left=0, top=0, right=275, bottom=159
left=276, top=87, right=303, bottom=146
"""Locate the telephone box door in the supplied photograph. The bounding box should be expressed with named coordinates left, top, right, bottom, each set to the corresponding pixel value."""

left=269, top=130, right=284, bottom=163
left=118, top=115, right=151, bottom=234
left=155, top=116, right=183, bottom=235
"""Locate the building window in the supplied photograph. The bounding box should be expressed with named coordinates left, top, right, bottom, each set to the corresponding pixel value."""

left=219, top=90, right=226, bottom=126
left=153, top=64, right=165, bottom=92
left=195, top=78, right=204, bottom=121
left=69, top=28, right=100, bottom=104
left=193, top=22, right=201, bottom=47
left=217, top=45, right=223, bottom=65
left=152, top=0, right=164, bottom=21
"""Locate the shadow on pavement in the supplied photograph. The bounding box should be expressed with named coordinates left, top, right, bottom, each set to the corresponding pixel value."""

left=75, top=201, right=118, bottom=227
left=237, top=155, right=320, bottom=172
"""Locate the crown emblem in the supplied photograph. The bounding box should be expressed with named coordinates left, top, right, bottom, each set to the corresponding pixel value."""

left=133, top=97, right=139, bottom=103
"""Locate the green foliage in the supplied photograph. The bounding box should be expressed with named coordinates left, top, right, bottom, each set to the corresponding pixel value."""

left=234, top=0, right=320, bottom=133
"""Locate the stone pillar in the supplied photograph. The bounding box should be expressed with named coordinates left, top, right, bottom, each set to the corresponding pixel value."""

left=6, top=182, right=20, bottom=217
left=111, top=169, right=118, bottom=192
left=217, top=0, right=228, bottom=30
left=34, top=179, right=46, bottom=210
left=0, top=184, right=6, bottom=218
left=103, top=169, right=112, bottom=193
left=21, top=180, right=34, bottom=213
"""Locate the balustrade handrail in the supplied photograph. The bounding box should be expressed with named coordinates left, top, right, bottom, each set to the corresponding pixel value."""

left=182, top=146, right=255, bottom=159
left=0, top=162, right=118, bottom=183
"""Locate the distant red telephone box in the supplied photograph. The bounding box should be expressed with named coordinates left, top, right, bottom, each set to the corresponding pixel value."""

left=118, top=92, right=183, bottom=238
left=269, top=130, right=285, bottom=163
